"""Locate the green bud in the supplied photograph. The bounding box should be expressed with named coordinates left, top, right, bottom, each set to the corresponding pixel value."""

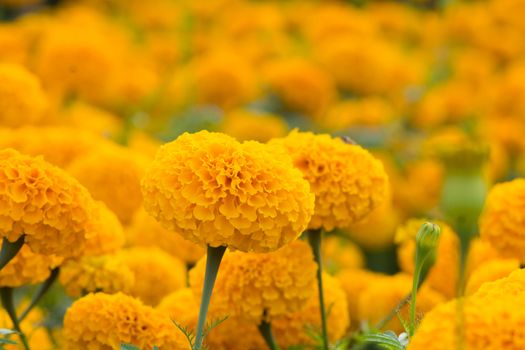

left=414, top=222, right=441, bottom=288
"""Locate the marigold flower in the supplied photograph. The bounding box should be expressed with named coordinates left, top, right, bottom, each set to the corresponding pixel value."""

left=0, top=149, right=94, bottom=257
left=120, top=247, right=186, bottom=306
left=472, top=267, right=525, bottom=300
left=83, top=201, right=124, bottom=256
left=59, top=254, right=134, bottom=298
left=189, top=240, right=317, bottom=322
left=157, top=288, right=199, bottom=328
left=221, top=109, right=288, bottom=142
left=323, top=236, right=364, bottom=274
left=272, top=273, right=349, bottom=348
left=0, top=63, right=48, bottom=128
left=126, top=208, right=205, bottom=264
left=63, top=292, right=186, bottom=349
left=270, top=130, right=388, bottom=231
left=465, top=258, right=520, bottom=295
left=142, top=131, right=314, bottom=252
left=67, top=144, right=151, bottom=224
left=357, top=273, right=445, bottom=333
left=0, top=243, right=62, bottom=287
left=480, top=178, right=525, bottom=262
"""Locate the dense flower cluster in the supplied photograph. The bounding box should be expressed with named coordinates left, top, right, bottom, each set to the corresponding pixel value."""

left=270, top=130, right=388, bottom=231
left=63, top=292, right=187, bottom=349
left=0, top=149, right=94, bottom=257
left=59, top=254, right=134, bottom=297
left=189, top=240, right=317, bottom=322
left=83, top=201, right=124, bottom=256
left=142, top=131, right=314, bottom=252
left=480, top=179, right=525, bottom=262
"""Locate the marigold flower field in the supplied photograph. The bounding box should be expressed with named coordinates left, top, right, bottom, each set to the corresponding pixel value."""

left=0, top=0, right=524, bottom=349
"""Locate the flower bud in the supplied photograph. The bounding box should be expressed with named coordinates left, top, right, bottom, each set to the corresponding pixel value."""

left=415, top=222, right=441, bottom=287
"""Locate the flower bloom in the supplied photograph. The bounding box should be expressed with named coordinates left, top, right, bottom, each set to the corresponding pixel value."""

left=480, top=178, right=525, bottom=262
left=142, top=131, right=314, bottom=252
left=63, top=292, right=186, bottom=349
left=83, top=201, right=125, bottom=256
left=59, top=254, right=134, bottom=298
left=270, top=130, right=388, bottom=231
left=465, top=258, right=520, bottom=295
left=0, top=149, right=94, bottom=257
left=189, top=240, right=317, bottom=322
left=120, top=247, right=186, bottom=306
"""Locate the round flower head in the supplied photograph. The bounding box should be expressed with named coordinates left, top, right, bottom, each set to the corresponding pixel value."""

left=59, top=254, right=134, bottom=298
left=67, top=144, right=151, bottom=225
left=480, top=178, right=525, bottom=262
left=63, top=292, right=186, bottom=349
left=473, top=268, right=525, bottom=300
left=83, top=201, right=124, bottom=256
left=465, top=258, right=520, bottom=296
left=0, top=149, right=94, bottom=257
left=270, top=130, right=388, bottom=231
left=272, top=273, right=349, bottom=348
left=0, top=63, right=48, bottom=128
left=157, top=288, right=199, bottom=328
left=142, top=131, right=314, bottom=252
left=189, top=240, right=317, bottom=322
left=126, top=208, right=205, bottom=264
left=0, top=243, right=62, bottom=287
left=221, top=109, right=288, bottom=142
left=323, top=235, right=364, bottom=274
left=357, top=273, right=445, bottom=333
left=120, top=247, right=186, bottom=306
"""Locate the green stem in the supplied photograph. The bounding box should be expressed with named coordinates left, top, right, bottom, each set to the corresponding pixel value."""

left=308, top=229, right=329, bottom=350
left=376, top=293, right=411, bottom=330
left=455, top=235, right=470, bottom=350
left=19, top=268, right=59, bottom=322
left=193, top=245, right=226, bottom=350
left=0, top=287, right=30, bottom=350
left=258, top=319, right=281, bottom=350
left=0, top=236, right=25, bottom=271
left=408, top=264, right=422, bottom=336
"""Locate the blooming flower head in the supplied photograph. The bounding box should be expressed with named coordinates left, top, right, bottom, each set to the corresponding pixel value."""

left=465, top=258, right=520, bottom=295
left=142, top=131, right=314, bottom=252
left=323, top=235, right=364, bottom=274
left=272, top=273, right=350, bottom=348
left=59, top=254, right=134, bottom=298
left=480, top=178, right=525, bottom=262
left=270, top=130, right=388, bottom=231
left=67, top=143, right=151, bottom=225
left=126, top=208, right=205, bottom=264
left=189, top=240, right=317, bottom=323
left=220, top=109, right=288, bottom=142
left=0, top=63, right=48, bottom=128
left=0, top=243, right=62, bottom=288
left=83, top=201, right=124, bottom=256
left=63, top=292, right=186, bottom=349
left=120, top=247, right=186, bottom=306
left=0, top=149, right=94, bottom=257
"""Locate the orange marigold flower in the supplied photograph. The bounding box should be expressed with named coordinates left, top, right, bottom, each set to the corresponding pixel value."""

left=142, top=131, right=314, bottom=252
left=0, top=149, right=94, bottom=257
left=63, top=292, right=186, bottom=349
left=83, top=201, right=124, bottom=256
left=270, top=130, right=388, bottom=231
left=465, top=258, right=520, bottom=295
left=189, top=240, right=317, bottom=323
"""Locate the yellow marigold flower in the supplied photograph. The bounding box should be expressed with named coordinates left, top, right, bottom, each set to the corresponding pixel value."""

left=220, top=109, right=288, bottom=142
left=323, top=236, right=364, bottom=274
left=472, top=266, right=525, bottom=300
left=264, top=58, right=336, bottom=117
left=142, top=131, right=314, bottom=252
left=273, top=273, right=349, bottom=348
left=67, top=144, right=151, bottom=225
left=270, top=130, right=388, bottom=231
left=480, top=178, right=525, bottom=262
left=157, top=289, right=265, bottom=350
left=0, top=243, right=62, bottom=287
left=59, top=254, right=134, bottom=298
left=83, top=201, right=124, bottom=256
left=126, top=208, right=205, bottom=264
left=63, top=292, right=186, bottom=349
left=0, top=126, right=109, bottom=168
left=120, top=247, right=186, bottom=306
left=0, top=63, right=48, bottom=128
left=0, top=306, right=52, bottom=350
left=337, top=268, right=385, bottom=328
left=322, top=97, right=395, bottom=130
left=59, top=101, right=123, bottom=139
left=189, top=240, right=317, bottom=322
left=465, top=258, right=520, bottom=296
left=0, top=149, right=94, bottom=257
left=357, top=273, right=445, bottom=333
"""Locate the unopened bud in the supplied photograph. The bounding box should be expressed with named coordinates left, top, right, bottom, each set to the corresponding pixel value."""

left=414, top=222, right=441, bottom=288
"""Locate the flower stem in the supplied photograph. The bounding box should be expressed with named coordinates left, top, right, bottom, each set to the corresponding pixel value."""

left=408, top=264, right=421, bottom=337
left=0, top=236, right=25, bottom=271
left=193, top=245, right=226, bottom=350
left=0, top=287, right=30, bottom=350
left=307, top=229, right=329, bottom=350
left=19, top=268, right=60, bottom=322
left=258, top=319, right=281, bottom=350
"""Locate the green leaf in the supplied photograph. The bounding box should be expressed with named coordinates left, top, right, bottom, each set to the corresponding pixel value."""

left=120, top=344, right=140, bottom=350
left=0, top=329, right=18, bottom=336
left=358, top=332, right=406, bottom=350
